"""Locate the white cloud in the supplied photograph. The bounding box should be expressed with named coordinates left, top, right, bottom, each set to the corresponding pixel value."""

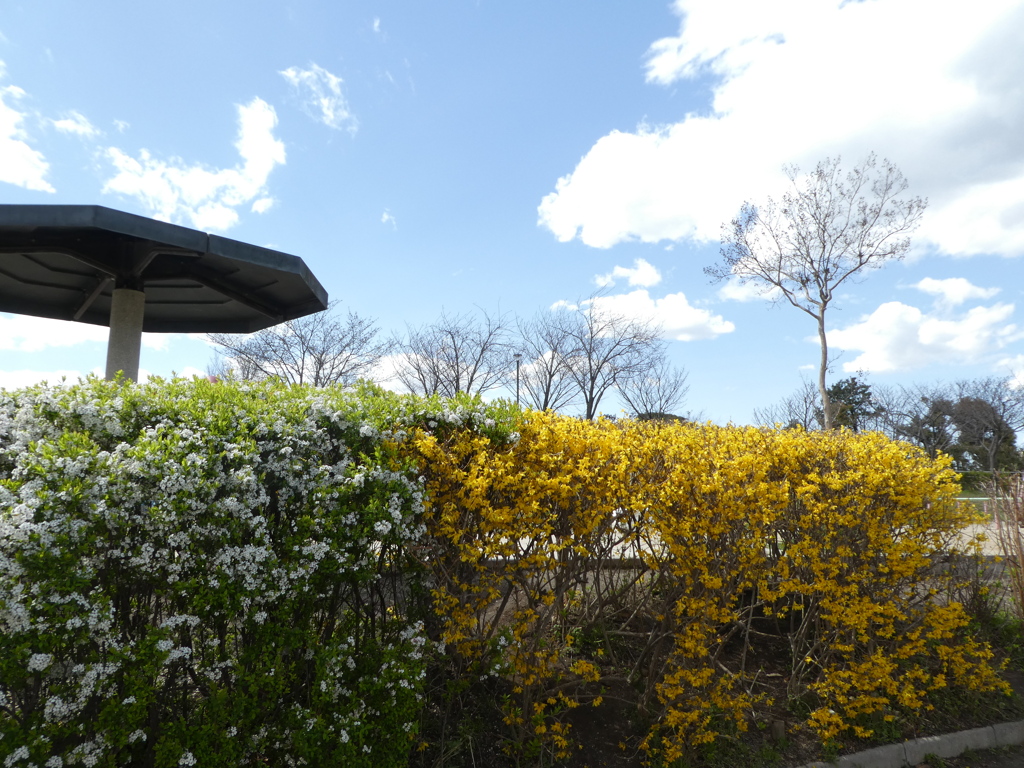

left=143, top=334, right=170, bottom=352
left=0, top=369, right=84, bottom=390
left=113, top=119, right=130, bottom=133
left=717, top=276, right=781, bottom=302
left=251, top=197, right=274, bottom=214
left=539, top=127, right=716, bottom=248
left=0, top=314, right=108, bottom=351
left=0, top=314, right=170, bottom=352
left=594, top=258, right=661, bottom=288
left=367, top=353, right=412, bottom=392
left=51, top=110, right=99, bottom=138
left=538, top=0, right=1024, bottom=258
left=829, top=301, right=1021, bottom=372
left=913, top=277, right=1000, bottom=306
left=0, top=64, right=54, bottom=192
left=923, top=176, right=1024, bottom=257
left=1000, top=354, right=1024, bottom=388
left=280, top=63, right=357, bottom=132
left=102, top=97, right=285, bottom=231
left=381, top=209, right=397, bottom=229
left=588, top=289, right=735, bottom=341
left=998, top=353, right=1024, bottom=382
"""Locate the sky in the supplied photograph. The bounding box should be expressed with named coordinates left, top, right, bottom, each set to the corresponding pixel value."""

left=1, top=0, right=1023, bottom=424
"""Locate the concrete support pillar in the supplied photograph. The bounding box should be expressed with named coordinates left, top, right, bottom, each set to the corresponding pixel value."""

left=104, top=288, right=145, bottom=382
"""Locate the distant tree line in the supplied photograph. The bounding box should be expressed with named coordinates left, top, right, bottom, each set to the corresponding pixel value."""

left=207, top=297, right=691, bottom=422
left=756, top=374, right=1024, bottom=473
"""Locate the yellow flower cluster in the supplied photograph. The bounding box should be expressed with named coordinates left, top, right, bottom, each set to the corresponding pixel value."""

left=403, top=412, right=1004, bottom=762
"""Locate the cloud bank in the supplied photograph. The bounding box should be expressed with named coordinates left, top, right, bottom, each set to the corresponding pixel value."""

left=588, top=289, right=734, bottom=342
left=828, top=279, right=1020, bottom=372
left=538, top=0, right=1024, bottom=258
left=0, top=314, right=169, bottom=353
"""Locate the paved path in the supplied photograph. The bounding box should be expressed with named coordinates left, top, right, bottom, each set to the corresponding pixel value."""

left=956, top=523, right=1007, bottom=557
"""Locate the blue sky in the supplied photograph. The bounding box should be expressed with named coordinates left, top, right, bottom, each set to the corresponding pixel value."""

left=1, top=0, right=1023, bottom=424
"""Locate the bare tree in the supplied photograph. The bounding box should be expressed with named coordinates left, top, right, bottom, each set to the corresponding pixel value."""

left=207, top=301, right=392, bottom=386
left=513, top=312, right=578, bottom=411
left=553, top=298, right=665, bottom=420
left=617, top=355, right=689, bottom=419
left=709, top=155, right=926, bottom=429
left=862, top=383, right=902, bottom=439
left=394, top=309, right=511, bottom=398
left=753, top=378, right=820, bottom=429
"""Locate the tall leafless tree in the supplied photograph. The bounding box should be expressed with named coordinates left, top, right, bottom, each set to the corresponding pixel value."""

left=709, top=155, right=927, bottom=429
left=616, top=355, right=689, bottom=419
left=553, top=298, right=665, bottom=420
left=394, top=309, right=511, bottom=398
left=207, top=301, right=392, bottom=386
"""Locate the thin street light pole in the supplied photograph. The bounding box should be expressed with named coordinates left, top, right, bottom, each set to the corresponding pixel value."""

left=514, top=353, right=522, bottom=407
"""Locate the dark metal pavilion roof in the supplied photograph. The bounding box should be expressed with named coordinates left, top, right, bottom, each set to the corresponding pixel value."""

left=0, top=204, right=328, bottom=333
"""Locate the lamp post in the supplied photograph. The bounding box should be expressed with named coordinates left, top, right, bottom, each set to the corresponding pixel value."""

left=513, top=353, right=522, bottom=407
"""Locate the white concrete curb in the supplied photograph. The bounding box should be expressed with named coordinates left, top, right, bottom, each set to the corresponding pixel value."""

left=794, top=719, right=1024, bottom=767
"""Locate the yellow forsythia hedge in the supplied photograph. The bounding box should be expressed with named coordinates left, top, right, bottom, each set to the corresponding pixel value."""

left=403, top=411, right=1005, bottom=763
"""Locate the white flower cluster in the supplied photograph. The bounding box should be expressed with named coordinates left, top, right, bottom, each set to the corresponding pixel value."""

left=27, top=653, right=52, bottom=672
left=0, top=378, right=430, bottom=767
left=4, top=747, right=29, bottom=767
left=397, top=401, right=504, bottom=432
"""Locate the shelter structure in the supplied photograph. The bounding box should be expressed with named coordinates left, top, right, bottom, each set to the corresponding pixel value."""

left=0, top=205, right=328, bottom=381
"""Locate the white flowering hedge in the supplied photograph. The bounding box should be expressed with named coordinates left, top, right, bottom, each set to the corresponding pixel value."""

left=0, top=377, right=434, bottom=768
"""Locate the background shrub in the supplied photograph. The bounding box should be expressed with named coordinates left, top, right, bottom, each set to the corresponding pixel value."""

left=408, top=414, right=1006, bottom=764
